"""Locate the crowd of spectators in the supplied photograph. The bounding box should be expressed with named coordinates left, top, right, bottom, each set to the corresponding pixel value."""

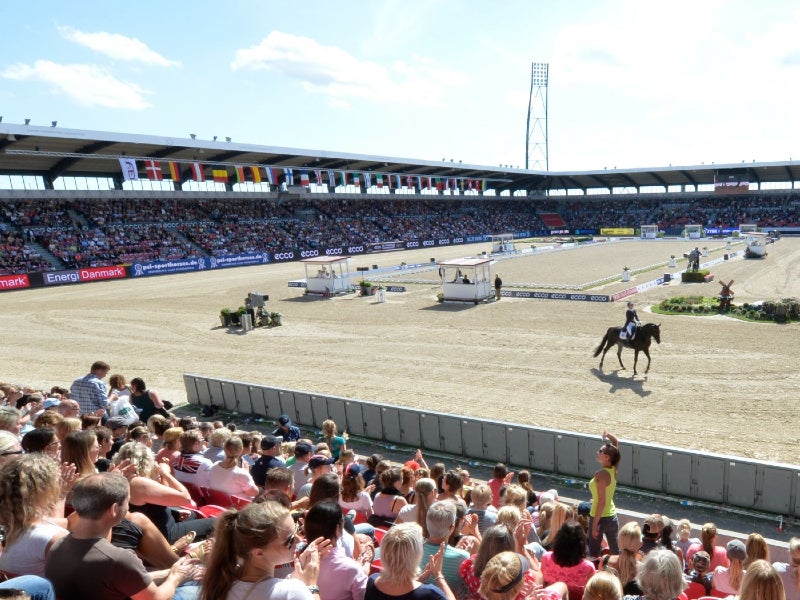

left=0, top=193, right=799, bottom=275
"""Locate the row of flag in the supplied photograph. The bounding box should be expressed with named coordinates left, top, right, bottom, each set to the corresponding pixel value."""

left=118, top=158, right=489, bottom=191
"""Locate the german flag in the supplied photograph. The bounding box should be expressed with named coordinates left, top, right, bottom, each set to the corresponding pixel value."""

left=167, top=162, right=181, bottom=181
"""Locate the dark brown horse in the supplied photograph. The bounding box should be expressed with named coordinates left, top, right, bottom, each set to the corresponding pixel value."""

left=593, top=322, right=661, bottom=375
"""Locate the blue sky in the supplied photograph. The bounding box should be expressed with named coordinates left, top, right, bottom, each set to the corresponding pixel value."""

left=2, top=1, right=800, bottom=171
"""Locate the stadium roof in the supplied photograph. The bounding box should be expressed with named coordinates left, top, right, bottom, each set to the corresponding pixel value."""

left=2, top=122, right=800, bottom=194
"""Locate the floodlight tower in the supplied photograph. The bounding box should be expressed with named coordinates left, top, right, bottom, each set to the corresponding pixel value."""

left=525, top=62, right=549, bottom=171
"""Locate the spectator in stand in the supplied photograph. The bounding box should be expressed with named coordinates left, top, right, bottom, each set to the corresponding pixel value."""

left=459, top=524, right=543, bottom=600
left=54, top=417, right=80, bottom=442
left=466, top=483, right=498, bottom=535
left=61, top=429, right=101, bottom=479
left=541, top=522, right=596, bottom=600
left=674, top=518, right=699, bottom=569
left=369, top=467, right=408, bottom=528
left=744, top=532, right=770, bottom=568
left=685, top=523, right=729, bottom=569
left=599, top=521, right=643, bottom=595
left=362, top=453, right=382, bottom=487
left=773, top=537, right=800, bottom=600
left=171, top=429, right=214, bottom=489
left=480, top=551, right=567, bottom=600
left=516, top=470, right=537, bottom=509
left=418, top=502, right=470, bottom=597
left=154, top=427, right=183, bottom=471
left=396, top=478, right=437, bottom=536
left=250, top=434, right=286, bottom=489
left=541, top=503, right=574, bottom=551
left=70, top=360, right=110, bottom=416
left=588, top=431, right=621, bottom=559
left=320, top=418, right=347, bottom=460
left=0, top=454, right=74, bottom=578
left=583, top=570, right=623, bottom=600
left=488, top=463, right=514, bottom=508
left=364, top=522, right=455, bottom=600
left=303, top=501, right=369, bottom=600
left=339, top=463, right=374, bottom=520
left=712, top=539, right=747, bottom=596
left=623, top=548, right=686, bottom=600
left=208, top=436, right=259, bottom=499
left=202, top=427, right=231, bottom=462
left=288, top=441, right=314, bottom=497
left=21, top=427, right=61, bottom=461
left=685, top=551, right=713, bottom=596
left=438, top=470, right=466, bottom=506
left=273, top=414, right=302, bottom=442
left=129, top=377, right=167, bottom=425
left=296, top=454, right=336, bottom=502
left=738, top=559, right=786, bottom=600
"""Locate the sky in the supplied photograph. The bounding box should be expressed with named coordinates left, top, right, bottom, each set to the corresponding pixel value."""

left=2, top=1, right=800, bottom=172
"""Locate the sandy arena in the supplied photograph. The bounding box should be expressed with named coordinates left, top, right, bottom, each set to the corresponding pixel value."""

left=2, top=238, right=799, bottom=464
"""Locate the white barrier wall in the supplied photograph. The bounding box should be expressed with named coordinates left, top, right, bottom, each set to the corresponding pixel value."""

left=184, top=373, right=798, bottom=516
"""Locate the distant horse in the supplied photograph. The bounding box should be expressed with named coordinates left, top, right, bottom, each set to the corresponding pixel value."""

left=593, top=322, right=661, bottom=375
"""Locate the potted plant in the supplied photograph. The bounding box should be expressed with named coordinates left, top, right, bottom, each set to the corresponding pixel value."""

left=269, top=312, right=282, bottom=326
left=360, top=281, right=373, bottom=296
left=668, top=255, right=677, bottom=268
left=220, top=308, right=233, bottom=327
left=621, top=266, right=631, bottom=282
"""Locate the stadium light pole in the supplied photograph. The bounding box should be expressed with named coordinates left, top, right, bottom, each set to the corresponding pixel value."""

left=525, top=62, right=549, bottom=171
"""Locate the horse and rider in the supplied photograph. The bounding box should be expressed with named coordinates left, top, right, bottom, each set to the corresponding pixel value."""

left=594, top=300, right=661, bottom=375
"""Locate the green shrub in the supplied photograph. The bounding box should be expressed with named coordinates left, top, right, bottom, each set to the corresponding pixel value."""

left=681, top=270, right=710, bottom=283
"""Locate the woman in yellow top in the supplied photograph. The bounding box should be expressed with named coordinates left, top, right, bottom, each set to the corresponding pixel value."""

left=588, top=431, right=620, bottom=560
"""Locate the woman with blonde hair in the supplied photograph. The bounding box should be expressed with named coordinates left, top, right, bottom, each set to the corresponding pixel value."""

left=685, top=522, right=729, bottom=569
left=541, top=503, right=574, bottom=550
left=61, top=429, right=100, bottom=478
left=364, top=522, right=455, bottom=600
left=480, top=551, right=566, bottom=600
left=600, top=521, right=642, bottom=595
left=744, top=532, right=770, bottom=568
left=207, top=436, right=258, bottom=498
left=772, top=536, right=800, bottom=600
left=320, top=418, right=347, bottom=460
left=396, top=478, right=437, bottom=537
left=496, top=506, right=522, bottom=532
left=711, top=539, right=747, bottom=596
left=154, top=426, right=183, bottom=470
left=54, top=416, right=80, bottom=441
left=200, top=501, right=327, bottom=600
left=0, top=454, right=71, bottom=577
left=738, top=559, right=786, bottom=600
left=583, top=570, right=623, bottom=600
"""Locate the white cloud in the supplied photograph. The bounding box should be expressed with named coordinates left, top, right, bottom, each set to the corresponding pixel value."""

left=58, top=26, right=180, bottom=67
left=231, top=31, right=468, bottom=106
left=1, top=60, right=152, bottom=109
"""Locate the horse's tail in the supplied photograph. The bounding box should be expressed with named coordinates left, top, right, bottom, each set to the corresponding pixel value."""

left=593, top=332, right=610, bottom=357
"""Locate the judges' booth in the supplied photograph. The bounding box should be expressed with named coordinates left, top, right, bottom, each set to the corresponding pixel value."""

left=491, top=233, right=515, bottom=253
left=301, top=256, right=352, bottom=296
left=438, top=258, right=494, bottom=303
left=640, top=224, right=658, bottom=239
left=684, top=224, right=703, bottom=239
left=739, top=223, right=758, bottom=235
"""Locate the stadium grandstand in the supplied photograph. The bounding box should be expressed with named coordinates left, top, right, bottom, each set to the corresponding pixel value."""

left=1, top=121, right=800, bottom=287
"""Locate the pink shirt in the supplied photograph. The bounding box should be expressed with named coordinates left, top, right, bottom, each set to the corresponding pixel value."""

left=541, top=551, right=595, bottom=600
left=318, top=545, right=368, bottom=600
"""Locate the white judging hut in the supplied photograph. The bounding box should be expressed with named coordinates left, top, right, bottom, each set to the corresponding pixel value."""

left=301, top=256, right=352, bottom=296
left=438, top=257, right=494, bottom=303
left=491, top=233, right=515, bottom=253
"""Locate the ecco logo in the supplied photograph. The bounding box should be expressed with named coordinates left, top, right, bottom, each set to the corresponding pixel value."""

left=347, top=246, right=364, bottom=253
left=300, top=250, right=319, bottom=258
left=422, top=240, right=435, bottom=247
left=406, top=241, right=419, bottom=248
left=570, top=294, right=587, bottom=300
left=325, top=248, right=343, bottom=255
left=517, top=291, right=531, bottom=297
left=452, top=238, right=463, bottom=244
left=438, top=239, right=450, bottom=245
left=273, top=252, right=295, bottom=260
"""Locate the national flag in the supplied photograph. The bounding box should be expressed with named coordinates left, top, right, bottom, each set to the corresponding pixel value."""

left=481, top=180, right=487, bottom=191
left=417, top=176, right=422, bottom=190
left=167, top=162, right=181, bottom=181
left=363, top=173, right=371, bottom=188
left=143, top=160, right=162, bottom=181
left=353, top=173, right=360, bottom=186
left=284, top=168, right=294, bottom=185
left=235, top=166, right=246, bottom=183
left=212, top=169, right=228, bottom=183
left=314, top=170, right=323, bottom=186
left=376, top=174, right=384, bottom=188
left=435, top=178, right=443, bottom=191
left=251, top=167, right=262, bottom=183
left=406, top=176, right=414, bottom=188
left=191, top=162, right=205, bottom=182
left=340, top=171, right=348, bottom=186
left=467, top=179, right=474, bottom=190
left=119, top=158, right=139, bottom=181
left=328, top=170, right=336, bottom=188
left=396, top=175, right=402, bottom=189
left=300, top=170, right=310, bottom=186
left=265, top=168, right=277, bottom=186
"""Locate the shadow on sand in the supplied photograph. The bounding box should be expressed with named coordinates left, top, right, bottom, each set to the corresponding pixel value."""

left=590, top=367, right=652, bottom=398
